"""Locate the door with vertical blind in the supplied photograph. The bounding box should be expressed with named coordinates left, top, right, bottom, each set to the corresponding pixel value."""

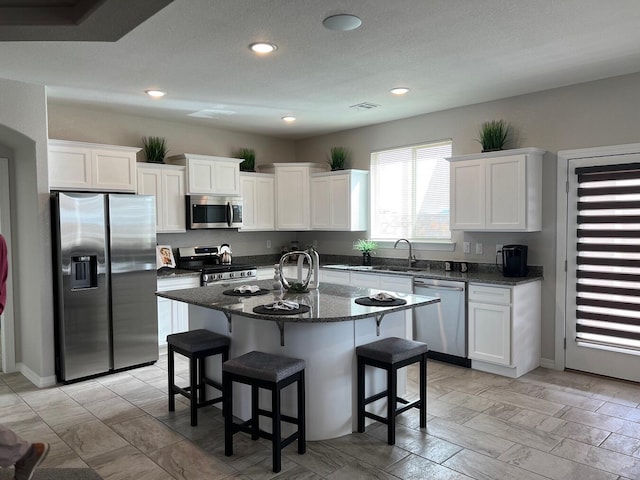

left=566, top=154, right=640, bottom=382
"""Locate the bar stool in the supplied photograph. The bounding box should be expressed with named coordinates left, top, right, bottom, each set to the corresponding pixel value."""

left=167, top=329, right=230, bottom=426
left=223, top=351, right=306, bottom=473
left=356, top=337, right=428, bottom=445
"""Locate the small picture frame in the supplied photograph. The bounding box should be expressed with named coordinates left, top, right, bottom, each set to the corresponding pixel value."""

left=156, top=245, right=175, bottom=269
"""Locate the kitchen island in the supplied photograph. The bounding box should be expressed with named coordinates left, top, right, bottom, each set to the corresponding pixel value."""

left=156, top=280, right=439, bottom=440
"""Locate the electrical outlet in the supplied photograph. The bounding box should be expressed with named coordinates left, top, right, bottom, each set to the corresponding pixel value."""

left=463, top=241, right=470, bottom=254
left=475, top=243, right=483, bottom=255
left=496, top=244, right=503, bottom=254
left=267, top=240, right=271, bottom=249
left=313, top=239, right=318, bottom=248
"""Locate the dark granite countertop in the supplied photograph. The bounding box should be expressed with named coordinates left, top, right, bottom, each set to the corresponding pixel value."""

left=156, top=280, right=439, bottom=323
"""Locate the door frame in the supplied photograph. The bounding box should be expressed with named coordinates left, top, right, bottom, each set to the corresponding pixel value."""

left=555, top=142, right=640, bottom=371
left=0, top=157, right=15, bottom=373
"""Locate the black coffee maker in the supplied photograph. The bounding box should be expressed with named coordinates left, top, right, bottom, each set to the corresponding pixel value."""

left=502, top=245, right=528, bottom=277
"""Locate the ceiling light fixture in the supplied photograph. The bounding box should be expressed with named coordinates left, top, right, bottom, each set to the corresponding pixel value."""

left=249, top=42, right=277, bottom=54
left=390, top=87, right=410, bottom=95
left=145, top=89, right=166, bottom=98
left=281, top=116, right=296, bottom=123
left=322, top=14, right=362, bottom=32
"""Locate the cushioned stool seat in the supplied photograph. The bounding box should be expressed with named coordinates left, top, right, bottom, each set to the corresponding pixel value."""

left=223, top=351, right=306, bottom=473
left=167, top=329, right=230, bottom=426
left=356, top=337, right=428, bottom=445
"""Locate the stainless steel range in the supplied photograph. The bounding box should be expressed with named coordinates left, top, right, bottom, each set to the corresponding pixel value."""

left=177, top=246, right=257, bottom=286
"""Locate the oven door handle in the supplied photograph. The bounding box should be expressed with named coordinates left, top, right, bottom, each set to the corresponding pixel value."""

left=226, top=202, right=232, bottom=227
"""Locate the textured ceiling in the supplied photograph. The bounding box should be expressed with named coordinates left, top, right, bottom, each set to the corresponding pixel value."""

left=1, top=0, right=640, bottom=139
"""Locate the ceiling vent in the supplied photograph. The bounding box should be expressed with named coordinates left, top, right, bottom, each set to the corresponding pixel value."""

left=188, top=108, right=236, bottom=118
left=350, top=102, right=380, bottom=111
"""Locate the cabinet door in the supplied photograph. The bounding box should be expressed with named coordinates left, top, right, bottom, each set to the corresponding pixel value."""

left=240, top=174, right=275, bottom=231
left=137, top=167, right=163, bottom=230
left=320, top=269, right=351, bottom=286
left=161, top=168, right=186, bottom=232
left=450, top=159, right=485, bottom=230
left=187, top=158, right=217, bottom=194
left=379, top=274, right=412, bottom=293
left=48, top=145, right=93, bottom=190
left=157, top=296, right=172, bottom=347
left=310, top=176, right=331, bottom=229
left=329, top=175, right=350, bottom=229
left=485, top=155, right=526, bottom=230
left=92, top=148, right=137, bottom=192
left=240, top=175, right=258, bottom=229
left=468, top=301, right=511, bottom=365
left=275, top=166, right=310, bottom=230
left=350, top=272, right=380, bottom=288
left=213, top=160, right=240, bottom=195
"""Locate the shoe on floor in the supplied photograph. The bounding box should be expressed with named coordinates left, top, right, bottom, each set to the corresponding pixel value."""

left=14, top=442, right=50, bottom=480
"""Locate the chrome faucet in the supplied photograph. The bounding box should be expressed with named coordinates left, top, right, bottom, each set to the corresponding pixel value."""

left=394, top=238, right=416, bottom=267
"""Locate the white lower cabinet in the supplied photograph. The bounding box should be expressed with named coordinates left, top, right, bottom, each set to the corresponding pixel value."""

left=468, top=280, right=541, bottom=378
left=157, top=275, right=200, bottom=350
left=319, top=269, right=351, bottom=286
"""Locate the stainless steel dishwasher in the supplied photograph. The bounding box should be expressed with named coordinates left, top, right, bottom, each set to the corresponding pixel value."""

left=413, top=278, right=470, bottom=367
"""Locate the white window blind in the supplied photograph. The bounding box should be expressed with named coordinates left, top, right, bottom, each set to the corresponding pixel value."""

left=370, top=140, right=451, bottom=241
left=575, top=162, right=640, bottom=353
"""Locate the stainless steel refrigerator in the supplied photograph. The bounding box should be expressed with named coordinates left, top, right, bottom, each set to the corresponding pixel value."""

left=51, top=192, right=158, bottom=382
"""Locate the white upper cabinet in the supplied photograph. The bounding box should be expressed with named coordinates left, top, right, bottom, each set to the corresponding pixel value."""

left=137, top=163, right=186, bottom=233
left=258, top=163, right=329, bottom=230
left=48, top=140, right=139, bottom=192
left=166, top=153, right=242, bottom=196
left=239, top=172, right=275, bottom=231
left=310, top=169, right=369, bottom=231
left=448, top=148, right=545, bottom=231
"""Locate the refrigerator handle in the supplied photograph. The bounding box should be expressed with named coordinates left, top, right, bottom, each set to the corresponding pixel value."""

left=226, top=201, right=232, bottom=227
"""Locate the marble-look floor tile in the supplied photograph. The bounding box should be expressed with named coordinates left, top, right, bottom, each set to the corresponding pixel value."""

left=0, top=385, right=22, bottom=407
left=436, top=389, right=499, bottom=413
left=498, top=381, right=605, bottom=412
left=443, top=448, right=549, bottom=480
left=560, top=407, right=630, bottom=437
left=324, top=462, right=399, bottom=480
left=88, top=444, right=175, bottom=480
left=428, top=376, right=491, bottom=395
left=498, top=443, right=617, bottom=480
left=479, top=388, right=565, bottom=416
left=597, top=401, right=640, bottom=422
left=58, top=418, right=130, bottom=460
left=111, top=415, right=184, bottom=453
left=552, top=420, right=612, bottom=446
left=386, top=453, right=473, bottom=479
left=281, top=440, right=357, bottom=477
left=551, top=437, right=640, bottom=478
left=426, top=398, right=479, bottom=424
left=148, top=439, right=237, bottom=480
left=61, top=381, right=118, bottom=405
left=508, top=409, right=567, bottom=432
left=19, top=387, right=77, bottom=411
left=84, top=395, right=146, bottom=425
left=35, top=403, right=96, bottom=431
left=426, top=417, right=514, bottom=458
left=600, top=433, right=640, bottom=458
left=320, top=432, right=410, bottom=470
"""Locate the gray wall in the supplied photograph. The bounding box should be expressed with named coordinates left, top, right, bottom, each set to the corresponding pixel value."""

left=46, top=72, right=640, bottom=365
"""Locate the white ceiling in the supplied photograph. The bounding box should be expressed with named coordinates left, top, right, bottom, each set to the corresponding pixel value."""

left=2, top=0, right=640, bottom=139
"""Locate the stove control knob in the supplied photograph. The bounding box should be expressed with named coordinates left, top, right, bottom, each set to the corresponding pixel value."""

left=217, top=273, right=223, bottom=280
left=229, top=272, right=235, bottom=278
left=240, top=271, right=245, bottom=277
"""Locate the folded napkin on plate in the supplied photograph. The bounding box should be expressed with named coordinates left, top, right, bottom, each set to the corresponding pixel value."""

left=264, top=300, right=299, bottom=310
left=369, top=292, right=396, bottom=302
left=234, top=285, right=261, bottom=293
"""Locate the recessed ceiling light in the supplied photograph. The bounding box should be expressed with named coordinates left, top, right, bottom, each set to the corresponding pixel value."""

left=145, top=89, right=166, bottom=98
left=281, top=116, right=296, bottom=122
left=249, top=42, right=277, bottom=54
left=390, top=87, right=410, bottom=95
left=322, top=14, right=362, bottom=32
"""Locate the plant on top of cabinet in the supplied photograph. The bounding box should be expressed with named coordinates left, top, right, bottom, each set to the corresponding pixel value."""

left=476, top=120, right=511, bottom=152
left=328, top=146, right=349, bottom=170
left=354, top=238, right=377, bottom=266
left=142, top=136, right=168, bottom=163
left=235, top=147, right=256, bottom=172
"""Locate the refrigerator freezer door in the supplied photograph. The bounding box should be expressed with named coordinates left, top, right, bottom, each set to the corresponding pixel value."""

left=53, top=192, right=110, bottom=381
left=108, top=194, right=158, bottom=369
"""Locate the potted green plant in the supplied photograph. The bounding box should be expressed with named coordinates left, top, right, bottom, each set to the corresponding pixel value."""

left=236, top=147, right=256, bottom=172
left=354, top=239, right=377, bottom=266
left=142, top=136, right=168, bottom=163
left=476, top=120, right=511, bottom=152
left=328, top=146, right=349, bottom=171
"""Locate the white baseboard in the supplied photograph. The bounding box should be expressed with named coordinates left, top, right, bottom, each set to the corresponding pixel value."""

left=17, top=362, right=57, bottom=388
left=539, top=357, right=556, bottom=369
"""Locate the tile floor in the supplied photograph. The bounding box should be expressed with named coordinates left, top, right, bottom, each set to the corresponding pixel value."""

left=0, top=356, right=639, bottom=479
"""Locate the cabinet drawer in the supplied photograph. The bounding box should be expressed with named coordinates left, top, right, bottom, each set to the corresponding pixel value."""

left=468, top=284, right=510, bottom=305
left=157, top=275, right=200, bottom=291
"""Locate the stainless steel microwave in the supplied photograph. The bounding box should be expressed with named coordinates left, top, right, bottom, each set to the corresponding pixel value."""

left=187, top=195, right=243, bottom=229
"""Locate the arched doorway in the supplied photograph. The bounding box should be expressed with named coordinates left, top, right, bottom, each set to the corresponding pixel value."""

left=0, top=155, right=15, bottom=372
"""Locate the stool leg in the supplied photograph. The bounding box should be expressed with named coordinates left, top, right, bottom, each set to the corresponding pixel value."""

left=357, top=356, right=365, bottom=433
left=198, top=356, right=206, bottom=407
left=272, top=385, right=282, bottom=473
left=251, top=385, right=259, bottom=440
left=189, top=356, right=198, bottom=426
left=168, top=345, right=175, bottom=412
left=419, top=353, right=427, bottom=428
left=387, top=366, right=397, bottom=445
left=223, top=373, right=233, bottom=456
left=297, top=371, right=306, bottom=454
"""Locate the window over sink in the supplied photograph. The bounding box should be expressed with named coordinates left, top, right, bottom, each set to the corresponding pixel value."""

left=370, top=140, right=452, bottom=242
